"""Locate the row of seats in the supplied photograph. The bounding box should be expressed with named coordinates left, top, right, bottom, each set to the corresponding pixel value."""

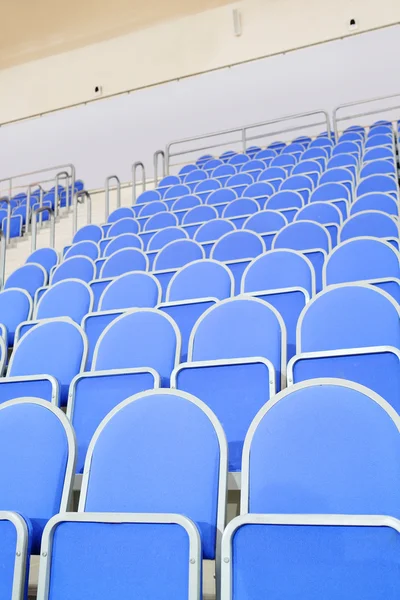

left=2, top=377, right=400, bottom=598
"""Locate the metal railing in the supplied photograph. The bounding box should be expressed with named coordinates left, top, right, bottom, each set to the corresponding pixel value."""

left=0, top=232, right=6, bottom=286
left=104, top=175, right=121, bottom=221
left=73, top=190, right=92, bottom=235
left=55, top=170, right=71, bottom=219
left=165, top=109, right=331, bottom=174
left=0, top=163, right=75, bottom=204
left=132, top=162, right=146, bottom=204
left=333, top=92, right=400, bottom=138
left=31, top=207, right=55, bottom=252
left=153, top=150, right=165, bottom=187
left=0, top=199, right=12, bottom=245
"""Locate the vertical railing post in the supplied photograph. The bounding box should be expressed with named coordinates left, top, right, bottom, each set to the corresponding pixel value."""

left=54, top=171, right=70, bottom=220
left=131, top=162, right=146, bottom=204
left=242, top=127, right=247, bottom=152
left=104, top=176, right=121, bottom=221
left=74, top=191, right=92, bottom=235
left=153, top=150, right=165, bottom=188
left=1, top=199, right=12, bottom=246
left=0, top=232, right=6, bottom=286
left=31, top=207, right=55, bottom=253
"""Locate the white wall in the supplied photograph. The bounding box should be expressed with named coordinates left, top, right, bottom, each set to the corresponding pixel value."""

left=1, top=13, right=400, bottom=190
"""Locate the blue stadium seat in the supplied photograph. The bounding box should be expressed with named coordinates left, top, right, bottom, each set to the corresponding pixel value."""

left=320, top=168, right=354, bottom=202
left=173, top=297, right=284, bottom=471
left=226, top=173, right=254, bottom=197
left=327, top=153, right=358, bottom=179
left=140, top=212, right=179, bottom=248
left=206, top=188, right=238, bottom=216
left=271, top=154, right=297, bottom=175
left=222, top=513, right=400, bottom=600
left=242, top=249, right=315, bottom=360
left=267, top=141, right=286, bottom=153
left=243, top=208, right=287, bottom=248
left=203, top=158, right=223, bottom=173
left=163, top=184, right=191, bottom=209
left=194, top=178, right=221, bottom=202
left=51, top=256, right=95, bottom=285
left=194, top=218, right=235, bottom=257
left=339, top=210, right=399, bottom=247
left=211, top=164, right=236, bottom=186
left=181, top=205, right=218, bottom=237
left=108, top=217, right=140, bottom=237
left=282, top=142, right=304, bottom=160
left=2, top=215, right=23, bottom=239
left=147, top=227, right=189, bottom=268
left=257, top=167, right=286, bottom=191
left=73, top=224, right=103, bottom=244
left=76, top=388, right=226, bottom=564
left=242, top=181, right=275, bottom=208
left=242, top=378, right=400, bottom=513
left=310, top=181, right=350, bottom=219
left=295, top=201, right=342, bottom=246
left=0, top=288, right=32, bottom=346
left=265, top=190, right=303, bottom=222
left=211, top=229, right=265, bottom=293
left=6, top=319, right=87, bottom=406
left=0, top=398, right=75, bottom=554
left=280, top=174, right=314, bottom=203
left=107, top=207, right=135, bottom=224
left=153, top=239, right=205, bottom=297
left=102, top=233, right=143, bottom=257
left=323, top=237, right=400, bottom=301
left=288, top=284, right=400, bottom=409
left=5, top=263, right=47, bottom=298
left=363, top=147, right=395, bottom=162
left=240, top=159, right=266, bottom=180
left=356, top=175, right=399, bottom=200
left=184, top=169, right=208, bottom=192
left=64, top=240, right=99, bottom=262
left=309, top=136, right=334, bottom=155
left=300, top=147, right=328, bottom=169
left=222, top=197, right=259, bottom=228
left=100, top=247, right=149, bottom=278
left=160, top=259, right=234, bottom=360
left=272, top=220, right=330, bottom=291
left=332, top=141, right=361, bottom=158
left=350, top=193, right=399, bottom=217
left=26, top=248, right=59, bottom=276
left=229, top=153, right=250, bottom=168
left=179, top=163, right=199, bottom=176
left=171, top=194, right=202, bottom=223
left=365, top=134, right=394, bottom=149
left=157, top=176, right=180, bottom=197
left=37, top=512, right=201, bottom=600
left=292, top=159, right=322, bottom=185
left=99, top=271, right=161, bottom=310
left=360, top=160, right=396, bottom=179
left=255, top=148, right=277, bottom=166
left=245, top=145, right=262, bottom=157
left=135, top=189, right=161, bottom=206
left=137, top=202, right=168, bottom=231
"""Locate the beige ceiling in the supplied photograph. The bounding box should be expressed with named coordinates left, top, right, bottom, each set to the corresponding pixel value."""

left=0, top=0, right=233, bottom=68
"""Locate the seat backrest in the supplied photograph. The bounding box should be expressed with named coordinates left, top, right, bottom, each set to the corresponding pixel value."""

left=147, top=226, right=188, bottom=251
left=153, top=239, right=205, bottom=271
left=184, top=169, right=207, bottom=186
left=36, top=279, right=93, bottom=323
left=244, top=210, right=287, bottom=234
left=164, top=184, right=191, bottom=201
left=266, top=190, right=304, bottom=212
left=229, top=153, right=250, bottom=167
left=79, top=389, right=227, bottom=560
left=99, top=272, right=161, bottom=310
left=144, top=211, right=178, bottom=231
left=350, top=193, right=399, bottom=217
left=280, top=174, right=314, bottom=193
left=135, top=189, right=161, bottom=205
left=356, top=175, right=398, bottom=198
left=272, top=221, right=331, bottom=253
left=51, top=256, right=95, bottom=285
left=0, top=398, right=75, bottom=551
left=365, top=134, right=393, bottom=148
left=310, top=182, right=350, bottom=203
left=257, top=167, right=286, bottom=186
left=242, top=249, right=315, bottom=296
left=138, top=201, right=168, bottom=218
left=320, top=168, right=354, bottom=187
left=240, top=160, right=265, bottom=179
left=8, top=319, right=87, bottom=402
left=189, top=297, right=284, bottom=382
left=194, top=218, right=235, bottom=242
left=182, top=205, right=218, bottom=225
left=363, top=147, right=394, bottom=162
left=282, top=143, right=304, bottom=157
left=243, top=182, right=275, bottom=205
left=295, top=201, right=342, bottom=225
left=0, top=288, right=32, bottom=345
left=360, top=160, right=396, bottom=179
left=108, top=218, right=140, bottom=237
left=5, top=263, right=47, bottom=297
left=100, top=248, right=148, bottom=278
left=332, top=141, right=360, bottom=156
left=26, top=248, right=58, bottom=275
left=206, top=188, right=237, bottom=206
left=103, top=233, right=143, bottom=257
left=324, top=238, right=400, bottom=286
left=107, top=207, right=135, bottom=224
left=73, top=224, right=103, bottom=244
left=298, top=283, right=400, bottom=352
left=166, top=259, right=234, bottom=301
left=194, top=178, right=221, bottom=201
left=179, top=163, right=198, bottom=176
left=242, top=379, right=400, bottom=515
left=292, top=159, right=322, bottom=175
left=64, top=240, right=99, bottom=262
left=92, top=309, right=180, bottom=384
left=222, top=198, right=259, bottom=218
left=171, top=194, right=202, bottom=212
left=211, top=230, right=265, bottom=261
left=339, top=211, right=399, bottom=242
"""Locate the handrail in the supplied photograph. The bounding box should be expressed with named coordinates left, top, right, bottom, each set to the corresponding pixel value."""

left=131, top=162, right=146, bottom=204
left=31, top=207, right=55, bottom=252
left=0, top=232, right=6, bottom=286
left=55, top=170, right=70, bottom=219
left=333, top=92, right=400, bottom=138
left=26, top=185, right=44, bottom=235
left=73, top=190, right=92, bottom=236
left=0, top=198, right=13, bottom=245
left=104, top=175, right=121, bottom=221
left=0, top=163, right=75, bottom=203
left=153, top=150, right=165, bottom=187
left=165, top=109, right=331, bottom=173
